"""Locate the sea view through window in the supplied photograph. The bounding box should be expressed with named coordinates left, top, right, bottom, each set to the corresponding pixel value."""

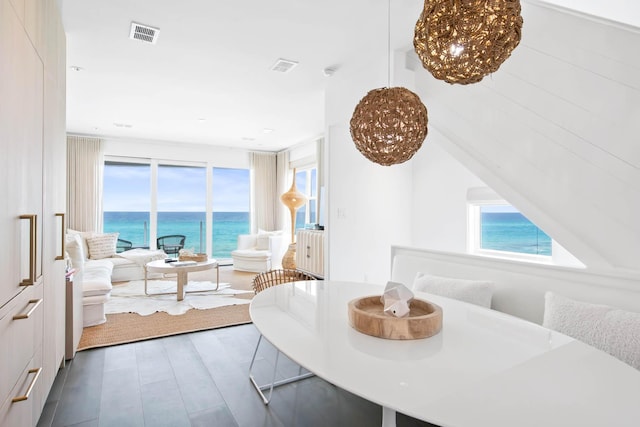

left=479, top=205, right=552, bottom=256
left=103, top=211, right=249, bottom=258
left=103, top=161, right=250, bottom=259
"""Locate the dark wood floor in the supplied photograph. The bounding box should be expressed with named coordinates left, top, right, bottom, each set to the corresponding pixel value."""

left=37, top=323, right=436, bottom=427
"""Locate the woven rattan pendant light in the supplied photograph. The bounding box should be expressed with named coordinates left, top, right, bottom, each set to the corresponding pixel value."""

left=414, top=0, right=523, bottom=85
left=350, top=0, right=428, bottom=166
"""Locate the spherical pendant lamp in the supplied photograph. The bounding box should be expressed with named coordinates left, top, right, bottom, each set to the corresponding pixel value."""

left=414, top=0, right=523, bottom=85
left=350, top=87, right=428, bottom=166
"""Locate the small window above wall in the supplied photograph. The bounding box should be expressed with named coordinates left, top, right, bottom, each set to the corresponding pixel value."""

left=467, top=188, right=552, bottom=263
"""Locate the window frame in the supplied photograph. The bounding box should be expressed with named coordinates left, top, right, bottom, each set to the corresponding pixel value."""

left=103, top=156, right=250, bottom=260
left=293, top=165, right=318, bottom=227
left=467, top=198, right=553, bottom=264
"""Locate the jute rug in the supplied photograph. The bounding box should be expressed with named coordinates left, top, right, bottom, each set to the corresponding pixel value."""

left=77, top=266, right=258, bottom=351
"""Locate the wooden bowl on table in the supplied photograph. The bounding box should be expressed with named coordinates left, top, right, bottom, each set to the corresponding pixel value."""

left=348, top=296, right=442, bottom=340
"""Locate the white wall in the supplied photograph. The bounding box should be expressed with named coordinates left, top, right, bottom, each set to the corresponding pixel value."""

left=102, top=136, right=251, bottom=168
left=324, top=0, right=421, bottom=284
left=410, top=130, right=486, bottom=253
left=411, top=2, right=640, bottom=273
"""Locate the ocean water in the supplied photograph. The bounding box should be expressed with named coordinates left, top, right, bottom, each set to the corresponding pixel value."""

left=104, top=211, right=551, bottom=258
left=104, top=212, right=249, bottom=258
left=481, top=212, right=551, bottom=255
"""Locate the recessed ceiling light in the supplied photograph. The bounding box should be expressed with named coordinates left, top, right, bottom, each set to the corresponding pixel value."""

left=242, top=137, right=256, bottom=141
left=113, top=122, right=133, bottom=128
left=197, top=118, right=206, bottom=122
left=263, top=128, right=274, bottom=134
left=69, top=66, right=84, bottom=72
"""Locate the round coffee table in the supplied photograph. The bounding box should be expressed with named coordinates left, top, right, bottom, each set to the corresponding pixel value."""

left=144, top=258, right=219, bottom=301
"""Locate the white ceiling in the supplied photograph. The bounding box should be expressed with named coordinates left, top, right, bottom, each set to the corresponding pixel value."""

left=61, top=0, right=640, bottom=152
left=62, top=0, right=393, bottom=151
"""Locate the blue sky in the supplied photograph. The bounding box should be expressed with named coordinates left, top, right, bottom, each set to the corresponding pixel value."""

left=103, top=164, right=250, bottom=212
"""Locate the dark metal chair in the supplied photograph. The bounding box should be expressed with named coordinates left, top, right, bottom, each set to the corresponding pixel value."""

left=157, top=235, right=186, bottom=257
left=116, top=238, right=133, bottom=253
left=249, top=269, right=317, bottom=404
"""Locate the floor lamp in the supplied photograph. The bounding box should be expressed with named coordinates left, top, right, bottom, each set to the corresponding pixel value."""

left=280, top=169, right=307, bottom=269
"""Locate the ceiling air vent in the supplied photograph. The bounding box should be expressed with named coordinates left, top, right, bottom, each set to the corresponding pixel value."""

left=270, top=58, right=298, bottom=73
left=129, top=22, right=160, bottom=44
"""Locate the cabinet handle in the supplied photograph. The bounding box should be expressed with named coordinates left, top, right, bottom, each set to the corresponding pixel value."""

left=55, top=213, right=65, bottom=260
left=11, top=368, right=42, bottom=403
left=19, top=214, right=37, bottom=286
left=13, top=299, right=43, bottom=320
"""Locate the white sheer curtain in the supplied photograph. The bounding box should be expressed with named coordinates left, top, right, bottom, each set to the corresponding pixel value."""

left=251, top=152, right=278, bottom=232
left=67, top=135, right=104, bottom=232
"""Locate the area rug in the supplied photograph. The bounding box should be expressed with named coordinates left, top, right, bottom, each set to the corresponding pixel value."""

left=105, top=279, right=253, bottom=316
left=77, top=269, right=257, bottom=350
left=77, top=304, right=252, bottom=351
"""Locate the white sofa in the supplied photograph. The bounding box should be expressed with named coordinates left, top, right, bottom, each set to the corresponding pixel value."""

left=390, top=246, right=640, bottom=325
left=390, top=245, right=640, bottom=370
left=65, top=230, right=166, bottom=327
left=231, top=230, right=287, bottom=273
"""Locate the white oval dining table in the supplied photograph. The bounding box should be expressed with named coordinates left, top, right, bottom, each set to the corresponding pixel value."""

left=249, top=280, right=640, bottom=427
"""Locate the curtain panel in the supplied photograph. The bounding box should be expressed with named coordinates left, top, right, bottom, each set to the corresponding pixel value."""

left=251, top=152, right=278, bottom=233
left=67, top=135, right=104, bottom=232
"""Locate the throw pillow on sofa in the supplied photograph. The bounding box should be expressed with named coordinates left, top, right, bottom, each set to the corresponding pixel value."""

left=412, top=272, right=495, bottom=308
left=87, top=233, right=119, bottom=260
left=67, top=228, right=96, bottom=260
left=543, top=292, right=640, bottom=370
left=65, top=233, right=86, bottom=270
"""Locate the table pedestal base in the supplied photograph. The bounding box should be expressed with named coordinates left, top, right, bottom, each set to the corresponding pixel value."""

left=382, top=407, right=396, bottom=427
left=143, top=263, right=220, bottom=300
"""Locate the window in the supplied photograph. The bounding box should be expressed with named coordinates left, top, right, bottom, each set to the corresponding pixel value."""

left=295, top=167, right=318, bottom=229
left=475, top=205, right=551, bottom=256
left=103, top=161, right=151, bottom=247
left=103, top=158, right=250, bottom=259
left=157, top=164, right=207, bottom=253
left=212, top=168, right=250, bottom=258
left=467, top=187, right=552, bottom=260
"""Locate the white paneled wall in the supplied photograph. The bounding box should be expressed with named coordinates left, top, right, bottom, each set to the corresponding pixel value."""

left=413, top=2, right=640, bottom=271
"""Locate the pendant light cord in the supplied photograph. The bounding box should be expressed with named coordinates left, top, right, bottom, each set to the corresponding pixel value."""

left=387, top=0, right=391, bottom=87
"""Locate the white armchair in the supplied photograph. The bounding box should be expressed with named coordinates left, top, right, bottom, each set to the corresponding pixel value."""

left=231, top=231, right=287, bottom=273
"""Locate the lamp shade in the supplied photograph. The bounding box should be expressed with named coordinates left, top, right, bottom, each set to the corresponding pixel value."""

left=350, top=87, right=428, bottom=166
left=280, top=182, right=306, bottom=211
left=280, top=171, right=307, bottom=244
left=414, top=0, right=523, bottom=85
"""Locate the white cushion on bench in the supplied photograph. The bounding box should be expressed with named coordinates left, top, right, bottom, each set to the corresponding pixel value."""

left=543, top=292, right=640, bottom=370
left=412, top=272, right=495, bottom=308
